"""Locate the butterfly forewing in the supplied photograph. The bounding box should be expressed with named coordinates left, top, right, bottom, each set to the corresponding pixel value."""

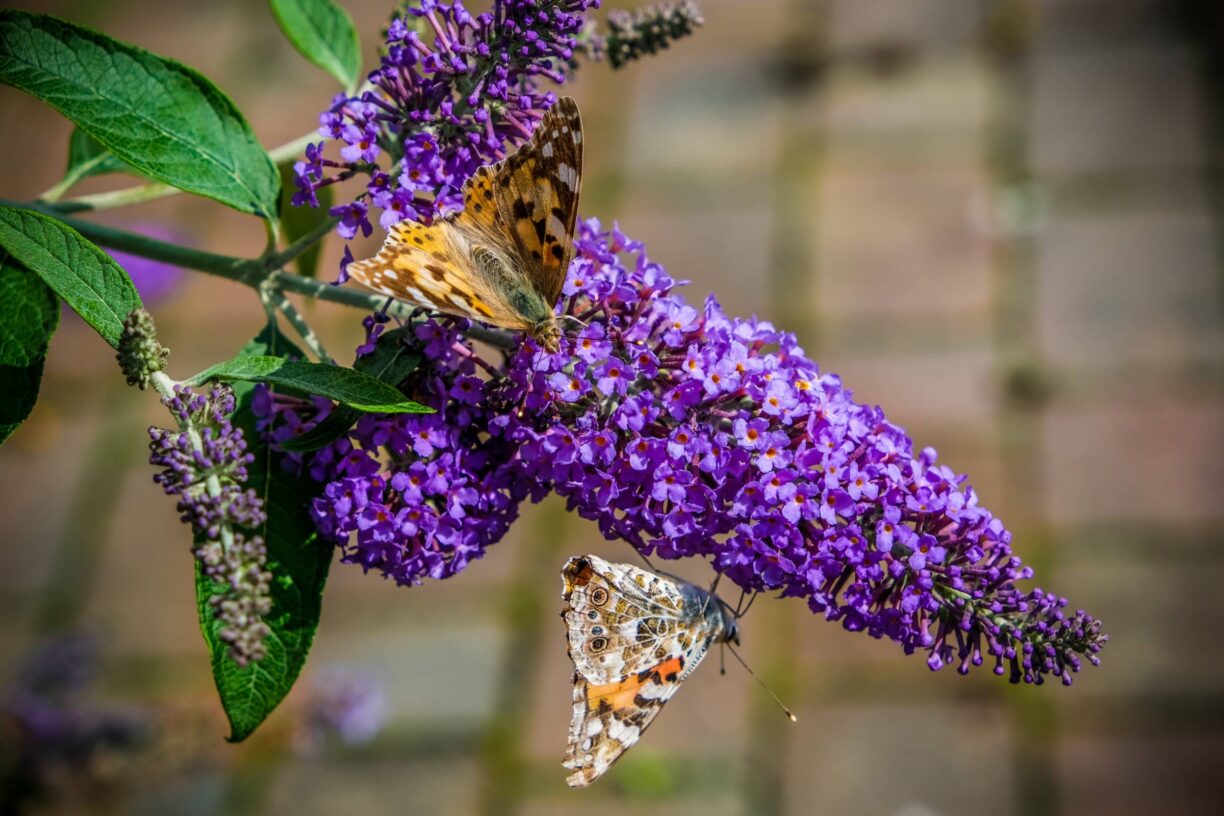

left=493, top=97, right=583, bottom=308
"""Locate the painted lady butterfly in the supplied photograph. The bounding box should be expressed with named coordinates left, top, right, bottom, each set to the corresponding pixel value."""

left=346, top=97, right=584, bottom=353
left=560, top=554, right=739, bottom=787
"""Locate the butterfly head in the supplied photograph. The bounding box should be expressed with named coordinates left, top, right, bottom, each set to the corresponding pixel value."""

left=695, top=587, right=740, bottom=646
left=716, top=596, right=741, bottom=646
left=531, top=316, right=562, bottom=354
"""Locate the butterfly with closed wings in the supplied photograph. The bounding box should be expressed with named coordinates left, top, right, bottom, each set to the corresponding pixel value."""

left=560, top=554, right=742, bottom=787
left=345, top=97, right=584, bottom=353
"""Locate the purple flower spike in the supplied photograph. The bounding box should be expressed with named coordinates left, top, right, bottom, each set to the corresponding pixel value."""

left=148, top=384, right=271, bottom=666
left=260, top=218, right=1106, bottom=687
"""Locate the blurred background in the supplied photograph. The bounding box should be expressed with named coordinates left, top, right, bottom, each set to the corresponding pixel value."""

left=2, top=0, right=1223, bottom=813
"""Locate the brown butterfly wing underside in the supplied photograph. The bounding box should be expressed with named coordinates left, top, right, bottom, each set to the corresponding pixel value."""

left=560, top=555, right=735, bottom=787
left=345, top=98, right=584, bottom=352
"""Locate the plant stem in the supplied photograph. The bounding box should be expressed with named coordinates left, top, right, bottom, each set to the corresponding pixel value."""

left=265, top=215, right=341, bottom=269
left=0, top=198, right=522, bottom=352
left=58, top=181, right=178, bottom=211
left=270, top=287, right=331, bottom=362
left=46, top=130, right=320, bottom=213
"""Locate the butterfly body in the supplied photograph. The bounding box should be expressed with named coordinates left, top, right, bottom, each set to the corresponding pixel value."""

left=561, top=555, right=738, bottom=787
left=347, top=99, right=583, bottom=353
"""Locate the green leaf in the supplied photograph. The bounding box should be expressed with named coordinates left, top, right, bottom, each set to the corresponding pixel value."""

left=0, top=252, right=59, bottom=446
left=197, top=323, right=333, bottom=742
left=187, top=355, right=432, bottom=414
left=65, top=127, right=130, bottom=182
left=0, top=11, right=280, bottom=218
left=279, top=325, right=421, bottom=452
left=269, top=0, right=362, bottom=91
left=355, top=325, right=422, bottom=385
left=0, top=206, right=141, bottom=349
left=278, top=162, right=333, bottom=279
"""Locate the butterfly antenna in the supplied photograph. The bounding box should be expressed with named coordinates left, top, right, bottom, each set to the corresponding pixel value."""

left=725, top=644, right=797, bottom=723
left=633, top=548, right=659, bottom=573
left=699, top=572, right=722, bottom=617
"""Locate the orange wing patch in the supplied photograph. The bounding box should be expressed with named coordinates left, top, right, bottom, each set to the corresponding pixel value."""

left=585, top=656, right=685, bottom=710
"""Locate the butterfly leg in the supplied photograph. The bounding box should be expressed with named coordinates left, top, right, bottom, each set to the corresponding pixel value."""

left=732, top=587, right=748, bottom=617
left=373, top=295, right=395, bottom=321
left=738, top=590, right=760, bottom=619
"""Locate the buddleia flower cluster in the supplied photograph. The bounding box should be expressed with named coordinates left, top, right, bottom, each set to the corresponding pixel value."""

left=147, top=385, right=271, bottom=666
left=293, top=0, right=600, bottom=266
left=260, top=318, right=530, bottom=584
left=261, top=219, right=1107, bottom=686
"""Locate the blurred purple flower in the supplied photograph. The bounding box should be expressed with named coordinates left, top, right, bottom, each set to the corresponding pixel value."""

left=4, top=633, right=150, bottom=799
left=104, top=224, right=186, bottom=304
left=295, top=667, right=388, bottom=755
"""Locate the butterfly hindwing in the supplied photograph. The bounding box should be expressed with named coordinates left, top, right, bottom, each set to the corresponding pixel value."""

left=344, top=219, right=503, bottom=323
left=564, top=660, right=685, bottom=788
left=561, top=555, right=729, bottom=787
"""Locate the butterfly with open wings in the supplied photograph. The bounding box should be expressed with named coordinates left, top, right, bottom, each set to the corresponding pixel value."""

left=560, top=554, right=742, bottom=787
left=345, top=97, right=584, bottom=353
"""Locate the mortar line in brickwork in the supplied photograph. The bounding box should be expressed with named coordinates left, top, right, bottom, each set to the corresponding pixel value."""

left=31, top=383, right=144, bottom=635
left=475, top=500, right=568, bottom=815
left=982, top=5, right=1061, bottom=813
left=745, top=2, right=833, bottom=814
left=1184, top=4, right=1224, bottom=316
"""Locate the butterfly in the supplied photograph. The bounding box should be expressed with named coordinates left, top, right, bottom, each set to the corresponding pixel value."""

left=560, top=554, right=739, bottom=787
left=345, top=97, right=584, bottom=353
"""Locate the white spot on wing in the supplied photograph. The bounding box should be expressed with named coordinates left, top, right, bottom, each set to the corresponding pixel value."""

left=541, top=142, right=554, bottom=157
left=448, top=293, right=475, bottom=314
left=557, top=163, right=578, bottom=190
